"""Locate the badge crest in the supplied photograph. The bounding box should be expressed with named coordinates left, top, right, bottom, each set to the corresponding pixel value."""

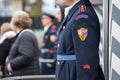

left=77, top=28, right=88, bottom=41
left=50, top=35, right=56, bottom=42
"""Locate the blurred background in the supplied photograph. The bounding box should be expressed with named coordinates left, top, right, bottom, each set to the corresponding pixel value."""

left=0, top=0, right=104, bottom=79
left=0, top=0, right=102, bottom=48
left=0, top=0, right=57, bottom=47
left=1, top=0, right=120, bottom=80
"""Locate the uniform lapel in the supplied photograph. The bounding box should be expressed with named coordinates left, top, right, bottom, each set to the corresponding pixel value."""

left=44, top=25, right=52, bottom=39
left=56, top=16, right=67, bottom=37
left=57, top=1, right=82, bottom=34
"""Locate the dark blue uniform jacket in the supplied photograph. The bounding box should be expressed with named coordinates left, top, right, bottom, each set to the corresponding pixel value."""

left=56, top=0, right=105, bottom=80
left=40, top=24, right=57, bottom=74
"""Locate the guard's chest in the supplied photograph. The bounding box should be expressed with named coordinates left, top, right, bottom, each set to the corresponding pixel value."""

left=58, top=11, right=78, bottom=44
left=44, top=30, right=51, bottom=41
left=44, top=33, right=49, bottom=41
left=58, top=20, right=74, bottom=44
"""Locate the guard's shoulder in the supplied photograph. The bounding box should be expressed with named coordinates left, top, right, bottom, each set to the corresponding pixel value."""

left=78, top=4, right=87, bottom=13
left=74, top=4, right=89, bottom=21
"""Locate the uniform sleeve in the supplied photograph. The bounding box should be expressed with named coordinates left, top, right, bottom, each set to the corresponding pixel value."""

left=71, top=13, right=100, bottom=80
left=10, top=33, right=35, bottom=70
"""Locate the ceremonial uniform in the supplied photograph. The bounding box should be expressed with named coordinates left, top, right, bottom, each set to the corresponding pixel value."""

left=40, top=24, right=57, bottom=75
left=56, top=0, right=105, bottom=80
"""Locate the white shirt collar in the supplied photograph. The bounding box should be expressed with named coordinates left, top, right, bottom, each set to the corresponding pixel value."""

left=44, top=23, right=53, bottom=33
left=65, top=0, right=80, bottom=17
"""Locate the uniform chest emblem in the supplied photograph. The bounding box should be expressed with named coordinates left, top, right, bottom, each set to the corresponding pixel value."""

left=51, top=25, right=57, bottom=32
left=50, top=35, right=56, bottom=42
left=77, top=28, right=88, bottom=41
left=52, top=25, right=57, bottom=30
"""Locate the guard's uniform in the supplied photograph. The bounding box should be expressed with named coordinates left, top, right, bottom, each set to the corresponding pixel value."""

left=40, top=24, right=57, bottom=75
left=56, top=0, right=105, bottom=80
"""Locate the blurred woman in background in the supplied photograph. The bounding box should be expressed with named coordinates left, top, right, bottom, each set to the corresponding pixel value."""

left=5, top=11, right=40, bottom=77
left=55, top=4, right=67, bottom=23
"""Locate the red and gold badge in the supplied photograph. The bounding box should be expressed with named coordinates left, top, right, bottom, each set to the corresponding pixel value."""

left=77, top=27, right=88, bottom=41
left=50, top=35, right=56, bottom=42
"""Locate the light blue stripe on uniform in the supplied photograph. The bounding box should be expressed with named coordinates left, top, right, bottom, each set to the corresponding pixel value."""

left=57, top=55, right=76, bottom=60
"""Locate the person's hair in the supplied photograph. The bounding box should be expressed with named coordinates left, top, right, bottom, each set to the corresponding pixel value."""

left=11, top=11, right=32, bottom=29
left=0, top=23, right=11, bottom=36
left=56, top=4, right=67, bottom=22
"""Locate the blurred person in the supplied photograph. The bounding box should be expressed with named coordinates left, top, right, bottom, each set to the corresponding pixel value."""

left=55, top=0, right=105, bottom=80
left=0, top=23, right=16, bottom=44
left=40, top=13, right=57, bottom=75
left=56, top=4, right=67, bottom=23
left=5, top=11, right=40, bottom=77
left=0, top=23, right=16, bottom=77
left=55, top=4, right=67, bottom=51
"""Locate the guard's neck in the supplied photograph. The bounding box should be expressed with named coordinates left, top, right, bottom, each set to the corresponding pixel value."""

left=68, top=0, right=79, bottom=6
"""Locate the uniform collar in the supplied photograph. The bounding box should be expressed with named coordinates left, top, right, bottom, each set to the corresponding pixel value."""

left=64, top=0, right=80, bottom=17
left=70, top=0, right=81, bottom=9
left=44, top=23, right=53, bottom=33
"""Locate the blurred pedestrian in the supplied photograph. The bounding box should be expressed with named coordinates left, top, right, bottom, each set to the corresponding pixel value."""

left=5, top=11, right=40, bottom=77
left=40, top=13, right=57, bottom=75
left=0, top=23, right=16, bottom=77
left=0, top=23, right=16, bottom=44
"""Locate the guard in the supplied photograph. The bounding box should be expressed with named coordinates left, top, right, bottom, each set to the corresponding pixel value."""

left=40, top=13, right=57, bottom=75
left=55, top=0, right=105, bottom=80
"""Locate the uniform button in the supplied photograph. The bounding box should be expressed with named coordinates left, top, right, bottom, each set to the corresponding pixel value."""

left=9, top=72, right=12, bottom=75
left=57, top=44, right=60, bottom=47
left=63, top=26, right=65, bottom=29
left=57, top=61, right=60, bottom=65
left=45, top=35, right=48, bottom=39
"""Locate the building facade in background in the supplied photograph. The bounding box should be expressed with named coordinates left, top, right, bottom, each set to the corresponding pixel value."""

left=0, top=0, right=56, bottom=17
left=0, top=0, right=13, bottom=17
